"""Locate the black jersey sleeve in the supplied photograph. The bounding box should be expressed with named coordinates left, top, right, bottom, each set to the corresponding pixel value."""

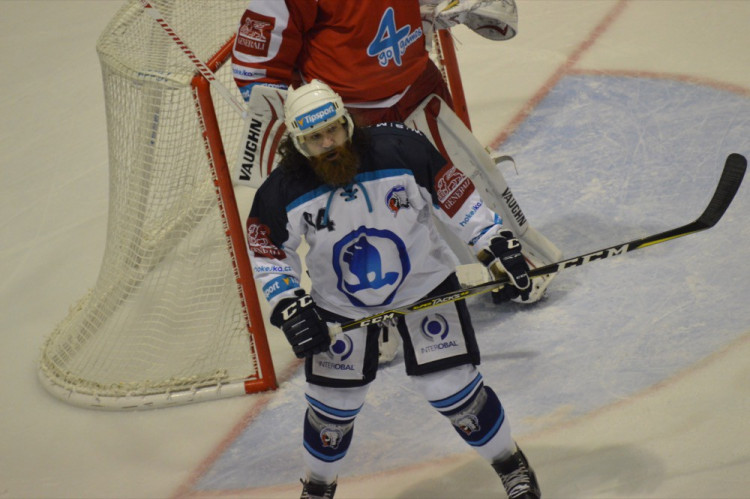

left=247, top=170, right=292, bottom=257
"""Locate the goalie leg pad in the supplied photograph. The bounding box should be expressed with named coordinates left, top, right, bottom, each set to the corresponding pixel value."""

left=233, top=84, right=288, bottom=188
left=405, top=95, right=563, bottom=301
left=405, top=94, right=528, bottom=233
left=509, top=225, right=562, bottom=303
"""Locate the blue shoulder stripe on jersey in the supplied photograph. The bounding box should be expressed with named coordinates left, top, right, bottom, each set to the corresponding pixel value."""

left=286, top=169, right=413, bottom=212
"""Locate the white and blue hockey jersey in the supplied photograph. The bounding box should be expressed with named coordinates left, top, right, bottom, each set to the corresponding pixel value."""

left=246, top=123, right=504, bottom=319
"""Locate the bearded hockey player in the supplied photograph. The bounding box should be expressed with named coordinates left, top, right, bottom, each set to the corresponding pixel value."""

left=232, top=0, right=562, bottom=313
left=246, top=80, right=541, bottom=498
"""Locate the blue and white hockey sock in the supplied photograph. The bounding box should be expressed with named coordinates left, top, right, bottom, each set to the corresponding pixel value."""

left=302, top=392, right=363, bottom=482
left=428, top=372, right=515, bottom=462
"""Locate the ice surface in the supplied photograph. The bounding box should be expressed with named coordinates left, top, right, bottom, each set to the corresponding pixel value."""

left=1, top=1, right=748, bottom=498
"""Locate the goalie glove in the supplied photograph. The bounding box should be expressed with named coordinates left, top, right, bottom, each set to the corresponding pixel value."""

left=270, top=290, right=331, bottom=358
left=234, top=84, right=288, bottom=188
left=431, top=0, right=518, bottom=41
left=478, top=230, right=531, bottom=303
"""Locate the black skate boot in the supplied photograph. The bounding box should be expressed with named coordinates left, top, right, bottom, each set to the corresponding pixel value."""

left=300, top=477, right=337, bottom=499
left=492, top=445, right=541, bottom=499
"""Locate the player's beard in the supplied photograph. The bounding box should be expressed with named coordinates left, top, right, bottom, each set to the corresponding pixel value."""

left=309, top=143, right=359, bottom=187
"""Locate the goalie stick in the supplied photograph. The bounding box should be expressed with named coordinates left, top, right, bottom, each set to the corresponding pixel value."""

left=328, top=153, right=746, bottom=337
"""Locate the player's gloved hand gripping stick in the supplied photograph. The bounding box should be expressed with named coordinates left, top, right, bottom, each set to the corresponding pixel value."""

left=328, top=153, right=746, bottom=340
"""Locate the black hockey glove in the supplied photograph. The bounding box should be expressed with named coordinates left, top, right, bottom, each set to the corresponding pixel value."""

left=479, top=230, right=531, bottom=303
left=270, top=290, right=331, bottom=358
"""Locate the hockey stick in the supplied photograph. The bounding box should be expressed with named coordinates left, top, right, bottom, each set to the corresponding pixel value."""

left=328, top=153, right=746, bottom=337
left=138, top=0, right=247, bottom=118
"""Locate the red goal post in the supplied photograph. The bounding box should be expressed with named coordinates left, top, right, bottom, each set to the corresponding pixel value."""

left=38, top=0, right=470, bottom=410
left=435, top=29, right=472, bottom=130
left=38, top=0, right=276, bottom=410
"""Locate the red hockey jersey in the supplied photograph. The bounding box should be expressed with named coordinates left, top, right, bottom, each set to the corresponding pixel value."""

left=231, top=0, right=430, bottom=103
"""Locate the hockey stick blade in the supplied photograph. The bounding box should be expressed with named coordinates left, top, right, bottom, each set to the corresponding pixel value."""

left=614, top=152, right=746, bottom=250
left=696, top=153, right=746, bottom=228
left=328, top=154, right=746, bottom=337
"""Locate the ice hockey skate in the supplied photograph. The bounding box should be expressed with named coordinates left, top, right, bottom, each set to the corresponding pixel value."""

left=300, top=477, right=337, bottom=499
left=492, top=445, right=541, bottom=499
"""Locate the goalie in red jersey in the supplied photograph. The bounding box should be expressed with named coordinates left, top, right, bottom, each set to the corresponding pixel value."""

left=231, top=0, right=562, bottom=314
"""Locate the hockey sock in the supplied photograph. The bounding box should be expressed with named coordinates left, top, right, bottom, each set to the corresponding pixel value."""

left=302, top=395, right=360, bottom=483
left=431, top=381, right=514, bottom=462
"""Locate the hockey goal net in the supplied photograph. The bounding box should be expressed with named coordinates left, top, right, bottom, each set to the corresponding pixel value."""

left=39, top=0, right=275, bottom=410
left=39, top=0, right=469, bottom=410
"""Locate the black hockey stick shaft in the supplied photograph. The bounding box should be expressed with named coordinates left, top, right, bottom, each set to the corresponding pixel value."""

left=328, top=153, right=746, bottom=336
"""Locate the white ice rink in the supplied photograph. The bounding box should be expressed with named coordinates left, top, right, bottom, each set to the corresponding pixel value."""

left=1, top=1, right=749, bottom=498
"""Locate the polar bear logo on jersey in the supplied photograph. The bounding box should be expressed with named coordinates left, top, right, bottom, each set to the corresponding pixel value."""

left=342, top=236, right=399, bottom=293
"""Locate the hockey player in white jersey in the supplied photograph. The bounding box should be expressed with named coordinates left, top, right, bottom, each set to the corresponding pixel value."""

left=233, top=0, right=562, bottom=308
left=247, top=80, right=541, bottom=498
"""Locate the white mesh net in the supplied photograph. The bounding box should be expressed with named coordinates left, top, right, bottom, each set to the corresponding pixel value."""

left=38, top=0, right=274, bottom=409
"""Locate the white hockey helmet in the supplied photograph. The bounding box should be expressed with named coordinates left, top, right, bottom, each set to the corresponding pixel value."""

left=284, top=79, right=354, bottom=157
